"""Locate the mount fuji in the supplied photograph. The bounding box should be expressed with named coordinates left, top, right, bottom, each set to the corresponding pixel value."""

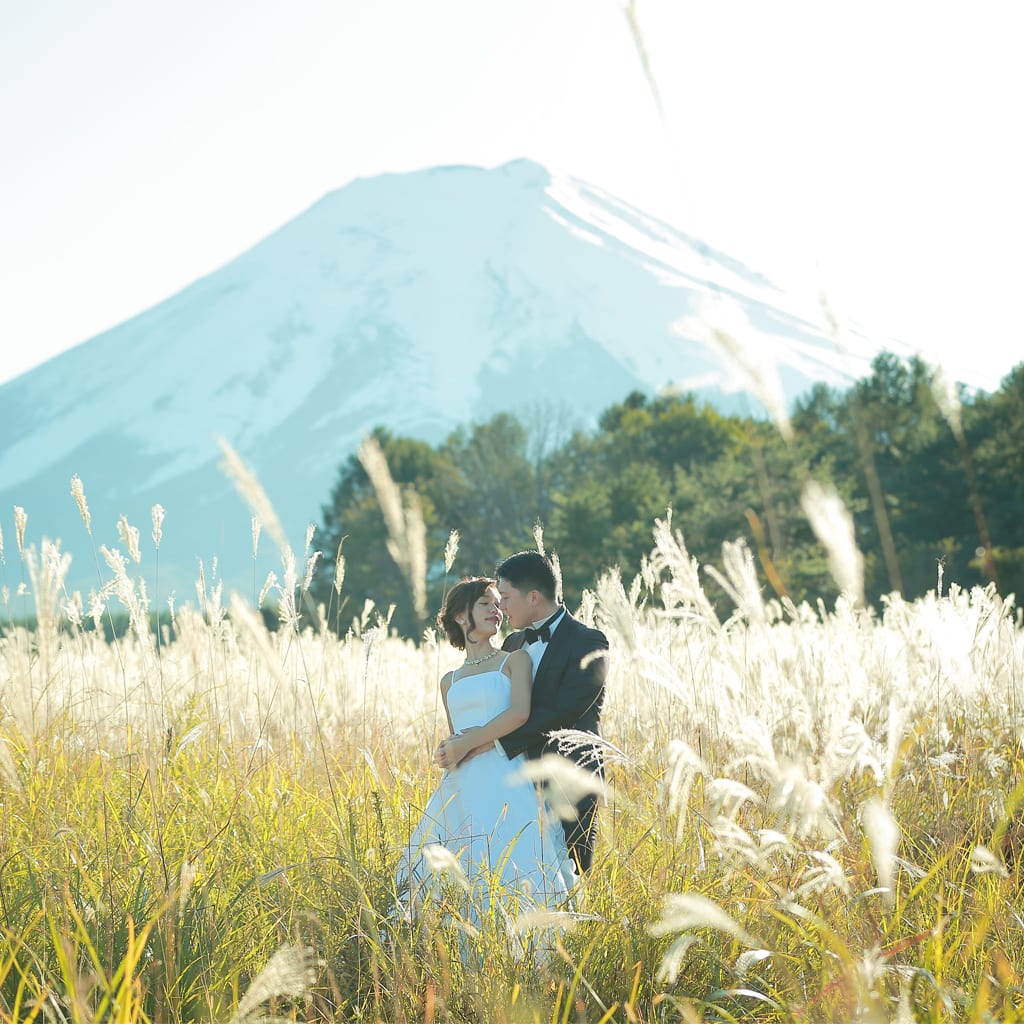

left=0, top=158, right=869, bottom=602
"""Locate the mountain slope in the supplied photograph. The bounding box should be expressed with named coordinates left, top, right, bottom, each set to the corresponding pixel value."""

left=0, top=158, right=865, bottom=599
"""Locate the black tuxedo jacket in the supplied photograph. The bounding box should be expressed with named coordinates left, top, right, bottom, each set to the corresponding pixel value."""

left=498, top=610, right=608, bottom=766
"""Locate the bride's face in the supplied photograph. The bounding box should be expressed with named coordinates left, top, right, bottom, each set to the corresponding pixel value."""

left=465, top=585, right=502, bottom=641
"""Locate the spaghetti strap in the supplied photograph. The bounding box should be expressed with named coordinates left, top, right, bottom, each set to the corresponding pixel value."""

left=499, top=653, right=511, bottom=673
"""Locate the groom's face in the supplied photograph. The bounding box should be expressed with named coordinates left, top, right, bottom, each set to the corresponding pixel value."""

left=496, top=578, right=534, bottom=631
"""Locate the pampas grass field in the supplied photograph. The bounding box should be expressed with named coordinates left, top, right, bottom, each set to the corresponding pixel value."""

left=1, top=485, right=1022, bottom=1023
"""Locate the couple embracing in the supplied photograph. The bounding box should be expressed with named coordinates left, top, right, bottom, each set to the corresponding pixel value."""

left=400, top=549, right=609, bottom=910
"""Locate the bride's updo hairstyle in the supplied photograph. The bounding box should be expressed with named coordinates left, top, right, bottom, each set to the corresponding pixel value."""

left=438, top=576, right=496, bottom=650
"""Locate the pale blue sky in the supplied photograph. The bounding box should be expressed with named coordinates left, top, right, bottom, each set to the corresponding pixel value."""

left=2, top=0, right=1021, bottom=389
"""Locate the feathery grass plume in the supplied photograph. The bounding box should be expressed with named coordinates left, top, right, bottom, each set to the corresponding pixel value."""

left=302, top=549, right=321, bottom=593
left=862, top=798, right=901, bottom=909
left=550, top=550, right=564, bottom=604
left=930, top=365, right=964, bottom=442
left=63, top=590, right=83, bottom=628
left=969, top=845, right=1009, bottom=878
left=232, top=943, right=319, bottom=1024
left=88, top=590, right=105, bottom=631
left=357, top=436, right=427, bottom=623
left=707, top=777, right=762, bottom=821
left=422, top=843, right=470, bottom=886
left=511, top=908, right=587, bottom=935
left=516, top=754, right=607, bottom=821
left=151, top=504, right=164, bottom=549
left=14, top=506, right=27, bottom=556
left=663, top=739, right=706, bottom=840
left=216, top=437, right=290, bottom=557
left=277, top=548, right=299, bottom=630
left=533, top=520, right=546, bottom=556
left=650, top=512, right=720, bottom=629
left=675, top=294, right=794, bottom=441
left=787, top=850, right=851, bottom=903
left=734, top=948, right=774, bottom=983
left=624, top=0, right=665, bottom=119
left=703, top=538, right=765, bottom=625
left=801, top=480, right=865, bottom=605
left=333, top=539, right=346, bottom=596
left=649, top=893, right=760, bottom=948
left=594, top=567, right=639, bottom=652
left=70, top=475, right=91, bottom=533
left=251, top=516, right=261, bottom=560
left=117, top=515, right=142, bottom=564
left=444, top=528, right=459, bottom=573
left=653, top=934, right=701, bottom=985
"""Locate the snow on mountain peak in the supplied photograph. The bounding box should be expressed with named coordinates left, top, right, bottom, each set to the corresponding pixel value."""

left=0, top=159, right=865, bottom=596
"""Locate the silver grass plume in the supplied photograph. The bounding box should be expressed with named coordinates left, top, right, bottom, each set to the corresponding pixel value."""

left=734, top=949, right=774, bottom=983
left=663, top=740, right=706, bottom=840
left=593, top=567, right=639, bottom=652
left=14, top=507, right=27, bottom=556
left=707, top=777, right=762, bottom=821
left=70, top=476, right=91, bottom=534
left=801, top=480, right=865, bottom=605
left=251, top=516, right=262, bottom=561
left=650, top=893, right=760, bottom=984
left=515, top=754, right=607, bottom=822
left=151, top=504, right=165, bottom=549
left=302, top=550, right=321, bottom=593
left=675, top=294, right=793, bottom=441
left=357, top=436, right=427, bottom=622
left=650, top=513, right=720, bottom=629
left=533, top=520, right=546, bottom=556
left=232, top=944, right=318, bottom=1024
left=258, top=571, right=277, bottom=607
left=333, top=539, right=346, bottom=596
left=216, top=437, right=291, bottom=559
left=862, top=798, right=901, bottom=910
left=444, top=528, right=459, bottom=573
left=421, top=843, right=471, bottom=893
left=786, top=850, right=851, bottom=903
left=117, top=515, right=142, bottom=564
left=703, top=538, right=765, bottom=624
left=550, top=549, right=564, bottom=605
left=649, top=894, right=760, bottom=945
left=930, top=366, right=964, bottom=442
left=969, top=845, right=1009, bottom=878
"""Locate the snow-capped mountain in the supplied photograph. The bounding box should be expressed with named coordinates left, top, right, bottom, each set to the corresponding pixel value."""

left=0, top=159, right=868, bottom=601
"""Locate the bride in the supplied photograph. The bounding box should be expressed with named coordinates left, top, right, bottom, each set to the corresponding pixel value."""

left=397, top=576, right=574, bottom=912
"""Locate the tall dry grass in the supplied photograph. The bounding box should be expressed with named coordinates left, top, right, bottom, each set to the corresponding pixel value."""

left=1, top=481, right=1022, bottom=1022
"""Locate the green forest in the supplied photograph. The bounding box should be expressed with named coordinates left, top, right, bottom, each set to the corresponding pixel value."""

left=312, top=353, right=1024, bottom=636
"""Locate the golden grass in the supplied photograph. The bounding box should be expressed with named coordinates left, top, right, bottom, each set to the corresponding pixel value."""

left=1, top=517, right=1023, bottom=1023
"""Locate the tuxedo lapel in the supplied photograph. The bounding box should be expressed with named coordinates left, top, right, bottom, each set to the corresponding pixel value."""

left=502, top=629, right=527, bottom=653
left=532, top=613, right=576, bottom=691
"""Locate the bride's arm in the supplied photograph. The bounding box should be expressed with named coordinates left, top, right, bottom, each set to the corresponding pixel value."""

left=440, top=670, right=456, bottom=736
left=445, top=651, right=531, bottom=765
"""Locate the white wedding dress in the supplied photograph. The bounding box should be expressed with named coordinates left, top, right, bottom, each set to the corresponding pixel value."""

left=398, top=658, right=575, bottom=913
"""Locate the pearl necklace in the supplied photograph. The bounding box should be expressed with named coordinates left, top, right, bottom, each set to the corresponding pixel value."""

left=463, top=648, right=499, bottom=667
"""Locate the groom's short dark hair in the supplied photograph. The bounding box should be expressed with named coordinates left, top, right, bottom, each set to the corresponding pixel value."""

left=496, top=550, right=557, bottom=601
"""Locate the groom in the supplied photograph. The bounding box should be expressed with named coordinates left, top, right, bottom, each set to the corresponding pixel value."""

left=492, top=550, right=609, bottom=874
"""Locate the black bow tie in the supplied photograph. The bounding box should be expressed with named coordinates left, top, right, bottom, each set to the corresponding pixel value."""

left=524, top=624, right=551, bottom=645
left=524, top=609, right=564, bottom=646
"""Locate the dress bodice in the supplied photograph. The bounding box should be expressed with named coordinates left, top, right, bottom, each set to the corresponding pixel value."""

left=447, top=669, right=511, bottom=735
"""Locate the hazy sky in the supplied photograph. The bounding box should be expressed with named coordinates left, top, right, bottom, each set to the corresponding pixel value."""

left=2, top=1, right=1021, bottom=389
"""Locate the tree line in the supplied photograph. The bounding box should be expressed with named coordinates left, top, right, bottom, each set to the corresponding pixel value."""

left=311, top=353, right=1024, bottom=636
